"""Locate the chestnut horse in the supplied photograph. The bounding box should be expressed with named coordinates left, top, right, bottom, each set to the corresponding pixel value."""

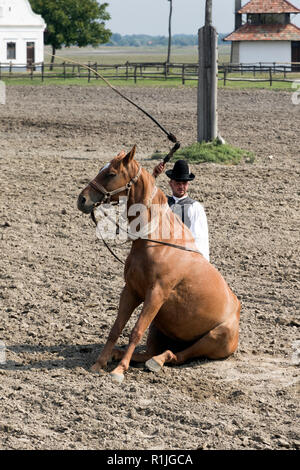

left=77, top=146, right=241, bottom=383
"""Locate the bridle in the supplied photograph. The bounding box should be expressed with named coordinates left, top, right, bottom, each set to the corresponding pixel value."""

left=89, top=164, right=142, bottom=205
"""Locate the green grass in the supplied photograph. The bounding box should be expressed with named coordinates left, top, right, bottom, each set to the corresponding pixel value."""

left=3, top=74, right=298, bottom=91
left=1, top=76, right=196, bottom=87
left=151, top=140, right=255, bottom=165
left=218, top=71, right=300, bottom=91
left=2, top=71, right=299, bottom=91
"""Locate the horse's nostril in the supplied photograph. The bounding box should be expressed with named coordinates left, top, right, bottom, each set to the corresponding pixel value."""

left=77, top=194, right=86, bottom=210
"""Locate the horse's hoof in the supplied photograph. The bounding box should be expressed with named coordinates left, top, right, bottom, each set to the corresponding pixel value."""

left=110, top=372, right=125, bottom=384
left=145, top=358, right=162, bottom=373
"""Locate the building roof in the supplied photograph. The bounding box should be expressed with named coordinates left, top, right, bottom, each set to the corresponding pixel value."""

left=224, top=22, right=300, bottom=41
left=0, top=0, right=46, bottom=28
left=238, top=0, right=300, bottom=14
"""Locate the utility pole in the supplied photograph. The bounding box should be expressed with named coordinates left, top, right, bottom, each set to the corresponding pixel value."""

left=197, top=0, right=218, bottom=143
left=167, top=0, right=173, bottom=64
left=234, top=0, right=242, bottom=30
left=231, top=0, right=242, bottom=63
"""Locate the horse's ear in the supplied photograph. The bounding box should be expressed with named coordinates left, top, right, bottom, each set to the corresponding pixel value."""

left=123, top=145, right=136, bottom=165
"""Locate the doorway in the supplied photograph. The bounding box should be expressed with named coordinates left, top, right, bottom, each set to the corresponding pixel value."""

left=292, top=41, right=300, bottom=71
left=26, top=42, right=35, bottom=70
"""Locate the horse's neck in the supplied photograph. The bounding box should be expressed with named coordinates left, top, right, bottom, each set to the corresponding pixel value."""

left=127, top=167, right=192, bottom=243
left=128, top=167, right=165, bottom=208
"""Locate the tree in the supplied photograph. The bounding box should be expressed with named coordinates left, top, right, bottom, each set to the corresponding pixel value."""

left=29, top=0, right=111, bottom=68
left=167, top=0, right=173, bottom=64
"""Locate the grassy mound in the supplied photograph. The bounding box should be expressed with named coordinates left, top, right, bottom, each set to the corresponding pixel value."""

left=151, top=140, right=255, bottom=165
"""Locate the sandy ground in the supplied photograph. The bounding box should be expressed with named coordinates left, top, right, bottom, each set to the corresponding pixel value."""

left=0, top=85, right=299, bottom=450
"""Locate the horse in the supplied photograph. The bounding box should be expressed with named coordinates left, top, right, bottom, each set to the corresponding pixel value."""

left=77, top=145, right=241, bottom=383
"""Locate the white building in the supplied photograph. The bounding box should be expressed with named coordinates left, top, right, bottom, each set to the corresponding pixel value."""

left=225, top=0, right=300, bottom=65
left=0, top=0, right=46, bottom=67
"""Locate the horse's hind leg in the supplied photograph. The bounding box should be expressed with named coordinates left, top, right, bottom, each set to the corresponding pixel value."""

left=146, top=308, right=240, bottom=372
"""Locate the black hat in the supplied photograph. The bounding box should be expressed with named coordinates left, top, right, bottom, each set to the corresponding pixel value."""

left=165, top=160, right=195, bottom=181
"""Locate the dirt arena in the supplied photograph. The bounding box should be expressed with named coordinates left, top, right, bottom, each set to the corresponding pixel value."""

left=0, top=85, right=299, bottom=450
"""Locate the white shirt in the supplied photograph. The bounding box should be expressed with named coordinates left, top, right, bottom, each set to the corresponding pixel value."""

left=171, top=195, right=210, bottom=262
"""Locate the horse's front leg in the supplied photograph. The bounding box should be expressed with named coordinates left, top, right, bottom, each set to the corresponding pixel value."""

left=91, top=285, right=141, bottom=373
left=110, top=285, right=167, bottom=383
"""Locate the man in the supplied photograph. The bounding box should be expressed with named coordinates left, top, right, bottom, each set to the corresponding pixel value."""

left=153, top=159, right=209, bottom=262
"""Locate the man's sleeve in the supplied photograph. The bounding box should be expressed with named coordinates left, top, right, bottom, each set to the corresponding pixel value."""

left=188, top=202, right=210, bottom=262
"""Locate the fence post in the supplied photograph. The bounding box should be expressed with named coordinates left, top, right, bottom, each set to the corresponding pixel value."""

left=88, top=61, right=91, bottom=82
left=269, top=67, right=273, bottom=86
left=31, top=64, right=33, bottom=80
left=95, top=62, right=98, bottom=79
left=42, top=62, right=44, bottom=82
left=182, top=64, right=185, bottom=85
left=164, top=62, right=167, bottom=80
left=126, top=61, right=129, bottom=80
left=134, top=65, right=137, bottom=83
left=223, top=66, right=227, bottom=86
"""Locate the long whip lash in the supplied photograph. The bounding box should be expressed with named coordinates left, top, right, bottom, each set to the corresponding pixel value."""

left=45, top=52, right=180, bottom=161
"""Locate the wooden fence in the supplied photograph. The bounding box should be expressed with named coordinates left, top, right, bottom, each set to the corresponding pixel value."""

left=0, top=61, right=300, bottom=85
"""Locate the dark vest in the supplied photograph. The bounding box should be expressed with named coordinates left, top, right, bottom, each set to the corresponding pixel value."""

left=167, top=196, right=196, bottom=229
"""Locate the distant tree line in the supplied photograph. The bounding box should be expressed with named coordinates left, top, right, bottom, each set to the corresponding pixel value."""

left=106, top=33, right=229, bottom=47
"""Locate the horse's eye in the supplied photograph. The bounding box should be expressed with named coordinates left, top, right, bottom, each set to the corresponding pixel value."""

left=106, top=172, right=117, bottom=178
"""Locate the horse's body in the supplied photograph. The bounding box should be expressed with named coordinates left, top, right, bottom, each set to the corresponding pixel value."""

left=77, top=146, right=240, bottom=383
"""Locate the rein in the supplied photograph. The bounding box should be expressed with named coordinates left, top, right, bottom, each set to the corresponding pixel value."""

left=91, top=205, right=202, bottom=264
left=91, top=209, right=126, bottom=265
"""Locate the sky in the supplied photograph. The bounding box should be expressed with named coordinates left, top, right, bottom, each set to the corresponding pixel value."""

left=104, top=0, right=300, bottom=35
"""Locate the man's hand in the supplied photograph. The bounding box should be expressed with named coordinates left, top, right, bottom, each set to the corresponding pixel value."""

left=152, top=162, right=165, bottom=178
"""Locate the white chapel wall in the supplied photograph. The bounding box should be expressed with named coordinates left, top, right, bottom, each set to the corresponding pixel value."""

left=239, top=41, right=291, bottom=64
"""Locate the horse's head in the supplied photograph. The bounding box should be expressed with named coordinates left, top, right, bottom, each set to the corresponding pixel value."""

left=77, top=145, right=139, bottom=214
